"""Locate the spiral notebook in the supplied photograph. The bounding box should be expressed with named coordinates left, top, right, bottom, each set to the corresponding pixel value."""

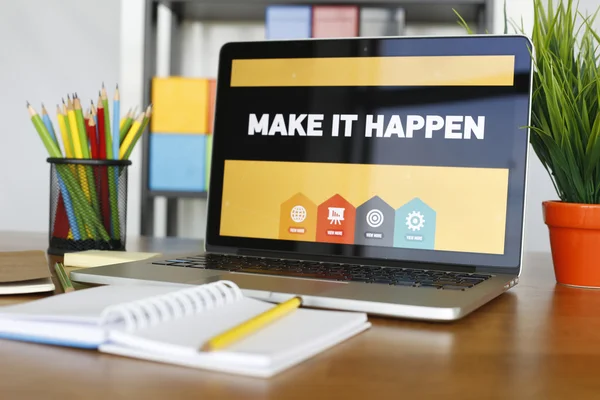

left=0, top=281, right=370, bottom=377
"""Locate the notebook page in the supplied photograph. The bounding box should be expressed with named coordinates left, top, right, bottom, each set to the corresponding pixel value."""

left=101, top=319, right=370, bottom=378
left=0, top=284, right=187, bottom=324
left=108, top=297, right=274, bottom=357
left=107, top=297, right=368, bottom=365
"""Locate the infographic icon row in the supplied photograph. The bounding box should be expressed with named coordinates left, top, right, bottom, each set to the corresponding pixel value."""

left=279, top=194, right=437, bottom=249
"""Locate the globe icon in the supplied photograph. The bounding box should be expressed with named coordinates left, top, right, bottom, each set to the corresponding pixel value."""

left=290, top=205, right=307, bottom=223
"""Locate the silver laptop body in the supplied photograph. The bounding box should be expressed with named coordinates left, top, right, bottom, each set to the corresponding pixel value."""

left=72, top=35, right=533, bottom=321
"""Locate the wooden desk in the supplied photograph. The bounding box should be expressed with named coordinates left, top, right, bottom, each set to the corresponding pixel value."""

left=1, top=231, right=599, bottom=399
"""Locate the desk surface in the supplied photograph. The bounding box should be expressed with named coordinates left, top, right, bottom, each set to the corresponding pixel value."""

left=1, top=231, right=599, bottom=399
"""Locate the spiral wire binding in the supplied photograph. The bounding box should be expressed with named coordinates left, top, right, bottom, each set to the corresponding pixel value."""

left=99, top=281, right=244, bottom=331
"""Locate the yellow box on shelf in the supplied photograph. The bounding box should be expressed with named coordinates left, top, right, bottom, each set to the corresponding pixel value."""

left=205, top=133, right=213, bottom=190
left=151, top=77, right=210, bottom=134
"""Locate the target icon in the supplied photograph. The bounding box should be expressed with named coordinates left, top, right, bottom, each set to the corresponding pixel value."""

left=366, top=209, right=384, bottom=228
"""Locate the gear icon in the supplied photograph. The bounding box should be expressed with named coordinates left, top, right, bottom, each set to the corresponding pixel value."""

left=406, top=211, right=425, bottom=231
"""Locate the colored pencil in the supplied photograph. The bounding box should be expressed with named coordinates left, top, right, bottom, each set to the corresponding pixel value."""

left=100, top=85, right=119, bottom=238
left=87, top=114, right=104, bottom=234
left=113, top=85, right=120, bottom=160
left=122, top=105, right=152, bottom=160
left=73, top=95, right=90, bottom=158
left=54, top=262, right=75, bottom=293
left=68, top=97, right=93, bottom=207
left=87, top=116, right=99, bottom=159
left=119, top=108, right=131, bottom=130
left=55, top=106, right=80, bottom=241
left=119, top=107, right=135, bottom=144
left=57, top=105, right=73, bottom=158
left=44, top=104, right=76, bottom=240
left=119, top=112, right=143, bottom=159
left=101, top=84, right=113, bottom=159
left=27, top=83, right=151, bottom=248
left=112, top=86, right=121, bottom=199
left=97, top=95, right=107, bottom=160
left=90, top=101, right=99, bottom=157
left=28, top=103, right=61, bottom=157
left=96, top=95, right=111, bottom=233
left=67, top=98, right=83, bottom=159
left=28, top=103, right=89, bottom=240
left=41, top=104, right=59, bottom=149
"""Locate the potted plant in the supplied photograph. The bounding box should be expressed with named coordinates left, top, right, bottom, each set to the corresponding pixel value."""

left=458, top=0, right=600, bottom=287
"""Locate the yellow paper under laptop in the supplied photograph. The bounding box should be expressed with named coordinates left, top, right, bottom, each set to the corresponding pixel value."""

left=63, top=250, right=161, bottom=268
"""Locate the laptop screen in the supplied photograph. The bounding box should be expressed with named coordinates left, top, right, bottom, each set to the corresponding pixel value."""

left=207, top=36, right=533, bottom=270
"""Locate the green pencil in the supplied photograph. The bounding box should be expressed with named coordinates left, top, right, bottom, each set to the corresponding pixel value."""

left=119, top=107, right=135, bottom=144
left=73, top=95, right=90, bottom=158
left=123, top=105, right=152, bottom=160
left=27, top=103, right=62, bottom=157
left=54, top=262, right=74, bottom=293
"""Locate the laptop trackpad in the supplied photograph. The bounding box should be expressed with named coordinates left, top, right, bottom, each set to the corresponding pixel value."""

left=208, top=272, right=347, bottom=297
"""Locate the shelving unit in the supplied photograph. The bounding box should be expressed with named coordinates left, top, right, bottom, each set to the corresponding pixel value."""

left=139, top=0, right=495, bottom=237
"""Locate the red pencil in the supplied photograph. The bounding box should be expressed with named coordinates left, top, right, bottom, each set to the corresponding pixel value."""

left=86, top=117, right=99, bottom=159
left=96, top=95, right=111, bottom=233
left=97, top=96, right=107, bottom=160
left=53, top=193, right=70, bottom=239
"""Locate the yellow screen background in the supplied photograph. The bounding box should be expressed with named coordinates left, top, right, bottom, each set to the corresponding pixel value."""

left=220, top=160, right=509, bottom=255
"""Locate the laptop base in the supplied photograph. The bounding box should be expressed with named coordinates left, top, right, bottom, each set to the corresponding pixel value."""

left=70, top=254, right=517, bottom=321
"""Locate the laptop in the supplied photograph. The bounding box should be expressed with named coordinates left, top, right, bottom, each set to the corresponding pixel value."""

left=72, top=35, right=534, bottom=321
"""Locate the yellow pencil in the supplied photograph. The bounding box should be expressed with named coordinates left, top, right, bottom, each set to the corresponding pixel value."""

left=199, top=296, right=302, bottom=352
left=67, top=98, right=92, bottom=204
left=56, top=105, right=73, bottom=158
left=67, top=98, right=82, bottom=158
left=119, top=111, right=144, bottom=159
left=119, top=108, right=131, bottom=130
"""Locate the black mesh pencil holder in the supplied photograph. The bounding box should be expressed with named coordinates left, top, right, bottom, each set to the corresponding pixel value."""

left=47, top=158, right=132, bottom=256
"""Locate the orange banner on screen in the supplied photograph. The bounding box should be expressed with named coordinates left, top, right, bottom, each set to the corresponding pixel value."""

left=230, top=56, right=515, bottom=87
left=220, top=160, right=509, bottom=255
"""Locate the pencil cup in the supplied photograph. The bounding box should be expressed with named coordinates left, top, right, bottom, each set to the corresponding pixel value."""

left=47, top=158, right=132, bottom=256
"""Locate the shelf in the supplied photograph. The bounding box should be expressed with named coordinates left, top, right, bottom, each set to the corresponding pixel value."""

left=162, top=0, right=487, bottom=24
left=140, top=0, right=494, bottom=236
left=149, top=190, right=208, bottom=199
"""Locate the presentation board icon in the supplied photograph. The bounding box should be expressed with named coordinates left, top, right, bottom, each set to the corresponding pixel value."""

left=316, top=194, right=356, bottom=244
left=354, top=196, right=395, bottom=246
left=394, top=197, right=436, bottom=250
left=279, top=193, right=317, bottom=241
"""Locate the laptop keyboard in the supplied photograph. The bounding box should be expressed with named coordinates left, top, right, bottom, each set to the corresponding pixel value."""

left=152, top=254, right=492, bottom=291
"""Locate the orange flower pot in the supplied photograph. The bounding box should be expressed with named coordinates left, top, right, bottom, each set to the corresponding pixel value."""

left=543, top=201, right=600, bottom=288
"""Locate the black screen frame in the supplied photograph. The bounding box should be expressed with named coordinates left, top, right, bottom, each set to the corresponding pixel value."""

left=205, top=35, right=534, bottom=276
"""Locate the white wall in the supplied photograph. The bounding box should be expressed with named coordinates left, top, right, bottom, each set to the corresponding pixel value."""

left=119, top=0, right=146, bottom=240
left=0, top=0, right=121, bottom=232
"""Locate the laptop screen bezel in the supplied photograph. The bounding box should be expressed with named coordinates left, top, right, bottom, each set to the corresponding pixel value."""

left=205, top=35, right=533, bottom=276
